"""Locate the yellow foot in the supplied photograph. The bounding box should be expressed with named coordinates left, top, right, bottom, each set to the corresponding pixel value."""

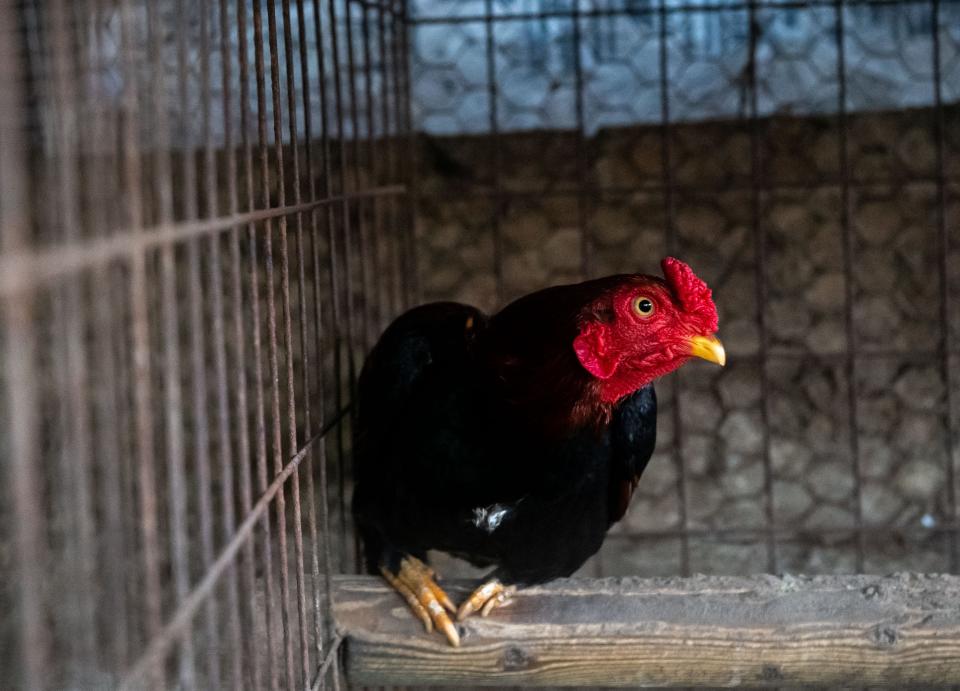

left=381, top=556, right=460, bottom=647
left=456, top=579, right=517, bottom=621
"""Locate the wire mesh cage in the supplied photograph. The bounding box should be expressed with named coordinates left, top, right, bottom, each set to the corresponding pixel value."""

left=1, top=0, right=412, bottom=688
left=1, top=0, right=959, bottom=689
left=409, top=0, right=960, bottom=581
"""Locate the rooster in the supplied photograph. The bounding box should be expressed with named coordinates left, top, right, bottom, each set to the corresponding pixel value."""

left=353, top=257, right=724, bottom=646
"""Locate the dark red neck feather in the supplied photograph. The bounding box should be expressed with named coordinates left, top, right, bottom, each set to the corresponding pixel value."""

left=479, top=277, right=631, bottom=437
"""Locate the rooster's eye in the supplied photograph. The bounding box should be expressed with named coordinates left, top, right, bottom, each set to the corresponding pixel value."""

left=633, top=296, right=655, bottom=317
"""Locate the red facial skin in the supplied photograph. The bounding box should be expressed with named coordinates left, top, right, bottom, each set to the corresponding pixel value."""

left=483, top=257, right=719, bottom=437
left=573, top=257, right=720, bottom=404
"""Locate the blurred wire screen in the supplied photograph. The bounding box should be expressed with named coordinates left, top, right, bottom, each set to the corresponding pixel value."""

left=1, top=0, right=413, bottom=688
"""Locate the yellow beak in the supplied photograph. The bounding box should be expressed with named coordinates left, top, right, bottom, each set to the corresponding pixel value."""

left=687, top=335, right=726, bottom=367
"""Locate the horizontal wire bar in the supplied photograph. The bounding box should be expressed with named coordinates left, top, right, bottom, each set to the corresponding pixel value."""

left=0, top=185, right=406, bottom=297
left=608, top=523, right=960, bottom=540
left=417, top=175, right=960, bottom=200
left=412, top=0, right=960, bottom=24
left=117, top=404, right=351, bottom=691
left=729, top=348, right=960, bottom=360
left=350, top=0, right=402, bottom=18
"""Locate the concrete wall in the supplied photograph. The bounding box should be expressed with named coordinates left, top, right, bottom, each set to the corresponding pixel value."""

left=414, top=106, right=960, bottom=576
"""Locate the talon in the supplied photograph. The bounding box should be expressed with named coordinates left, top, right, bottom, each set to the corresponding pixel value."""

left=481, top=590, right=512, bottom=617
left=457, top=580, right=516, bottom=621
left=402, top=558, right=456, bottom=613
left=382, top=556, right=460, bottom=646
left=381, top=566, right=432, bottom=631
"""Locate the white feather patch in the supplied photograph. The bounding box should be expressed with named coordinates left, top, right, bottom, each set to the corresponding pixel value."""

left=472, top=504, right=511, bottom=533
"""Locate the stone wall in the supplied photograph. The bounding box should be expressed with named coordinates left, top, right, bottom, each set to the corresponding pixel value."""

left=414, top=106, right=960, bottom=577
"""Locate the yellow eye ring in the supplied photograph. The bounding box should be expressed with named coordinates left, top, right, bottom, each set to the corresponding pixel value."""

left=633, top=296, right=655, bottom=317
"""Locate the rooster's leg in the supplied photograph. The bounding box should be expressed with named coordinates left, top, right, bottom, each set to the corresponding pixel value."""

left=380, top=555, right=460, bottom=646
left=456, top=579, right=517, bottom=621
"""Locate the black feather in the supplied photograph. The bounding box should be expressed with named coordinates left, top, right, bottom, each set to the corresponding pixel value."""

left=353, top=299, right=657, bottom=586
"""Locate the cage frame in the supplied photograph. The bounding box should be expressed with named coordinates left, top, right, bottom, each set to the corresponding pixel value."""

left=2, top=0, right=960, bottom=688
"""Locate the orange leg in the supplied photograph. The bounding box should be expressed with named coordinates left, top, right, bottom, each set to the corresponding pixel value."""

left=380, top=556, right=460, bottom=646
left=456, top=579, right=517, bottom=621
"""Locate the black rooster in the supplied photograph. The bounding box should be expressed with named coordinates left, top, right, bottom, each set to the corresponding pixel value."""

left=353, top=257, right=723, bottom=645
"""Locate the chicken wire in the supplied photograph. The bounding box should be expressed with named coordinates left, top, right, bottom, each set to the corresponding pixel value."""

left=0, top=0, right=413, bottom=689
left=409, top=0, right=960, bottom=582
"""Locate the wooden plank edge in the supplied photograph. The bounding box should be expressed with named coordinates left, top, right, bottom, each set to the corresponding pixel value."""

left=332, top=573, right=960, bottom=687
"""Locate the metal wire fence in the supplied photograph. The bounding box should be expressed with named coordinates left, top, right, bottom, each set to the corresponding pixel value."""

left=409, top=0, right=960, bottom=582
left=2, top=0, right=960, bottom=689
left=0, top=0, right=413, bottom=688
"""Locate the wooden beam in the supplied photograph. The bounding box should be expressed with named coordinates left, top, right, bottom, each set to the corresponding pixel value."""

left=333, top=574, right=960, bottom=687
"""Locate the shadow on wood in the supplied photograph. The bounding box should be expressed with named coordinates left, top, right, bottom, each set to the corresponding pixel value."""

left=332, top=574, right=960, bottom=687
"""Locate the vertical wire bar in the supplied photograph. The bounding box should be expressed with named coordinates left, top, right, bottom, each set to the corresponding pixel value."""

left=113, top=161, right=143, bottom=675
left=157, top=168, right=196, bottom=689
left=146, top=9, right=180, bottom=679
left=362, top=1, right=386, bottom=335
left=377, top=4, right=402, bottom=322
left=1, top=289, right=47, bottom=688
left=328, top=0, right=358, bottom=571
left=833, top=0, right=866, bottom=572
left=275, top=0, right=314, bottom=679
left=388, top=2, right=406, bottom=314
left=118, top=1, right=166, bottom=683
left=746, top=0, right=777, bottom=574
left=51, top=296, right=75, bottom=684
left=315, top=0, right=348, bottom=591
left=93, top=276, right=132, bottom=667
left=55, top=8, right=99, bottom=677
left=657, top=0, right=690, bottom=577
left=345, top=0, right=373, bottom=354
left=294, top=0, right=329, bottom=661
left=240, top=0, right=282, bottom=686
left=0, top=1, right=50, bottom=686
left=184, top=43, right=219, bottom=674
left=47, top=0, right=99, bottom=674
left=314, top=0, right=348, bottom=583
left=930, top=0, right=959, bottom=572
left=483, top=0, right=504, bottom=305
left=344, top=0, right=370, bottom=571
left=222, top=0, right=264, bottom=685
left=571, top=0, right=590, bottom=280
left=254, top=0, right=298, bottom=684
left=174, top=2, right=222, bottom=684
left=113, top=203, right=142, bottom=668
left=88, top=0, right=131, bottom=667
left=310, top=4, right=345, bottom=684
left=398, top=0, right=419, bottom=306
left=200, top=1, right=245, bottom=684
left=153, top=1, right=196, bottom=689
left=571, top=0, right=604, bottom=578
left=146, top=0, right=174, bottom=230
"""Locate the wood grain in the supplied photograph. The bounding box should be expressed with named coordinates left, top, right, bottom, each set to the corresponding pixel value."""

left=332, top=574, right=960, bottom=687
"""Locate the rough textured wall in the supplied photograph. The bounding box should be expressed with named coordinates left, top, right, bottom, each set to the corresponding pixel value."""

left=415, top=106, right=960, bottom=577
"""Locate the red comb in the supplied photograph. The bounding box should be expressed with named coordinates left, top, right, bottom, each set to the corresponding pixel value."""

left=661, top=257, right=718, bottom=332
